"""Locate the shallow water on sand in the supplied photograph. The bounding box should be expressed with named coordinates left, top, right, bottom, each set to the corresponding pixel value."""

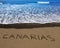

left=0, top=3, right=60, bottom=24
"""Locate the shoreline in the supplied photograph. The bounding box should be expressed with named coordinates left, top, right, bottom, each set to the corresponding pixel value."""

left=0, top=23, right=60, bottom=28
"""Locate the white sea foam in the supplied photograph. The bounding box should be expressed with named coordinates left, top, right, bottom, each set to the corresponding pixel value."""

left=0, top=4, right=60, bottom=24
left=37, top=1, right=50, bottom=4
left=0, top=2, right=3, bottom=5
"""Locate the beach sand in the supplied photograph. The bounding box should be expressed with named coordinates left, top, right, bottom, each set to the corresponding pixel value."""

left=0, top=24, right=60, bottom=48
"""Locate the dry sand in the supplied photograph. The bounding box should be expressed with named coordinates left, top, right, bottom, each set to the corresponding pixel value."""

left=0, top=24, right=60, bottom=48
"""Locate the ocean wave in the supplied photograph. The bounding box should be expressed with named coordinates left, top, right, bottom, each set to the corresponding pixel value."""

left=0, top=4, right=60, bottom=24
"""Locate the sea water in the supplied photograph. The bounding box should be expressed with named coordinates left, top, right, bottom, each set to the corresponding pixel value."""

left=0, top=1, right=60, bottom=24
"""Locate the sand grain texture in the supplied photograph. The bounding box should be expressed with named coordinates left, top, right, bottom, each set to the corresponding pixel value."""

left=0, top=26, right=60, bottom=48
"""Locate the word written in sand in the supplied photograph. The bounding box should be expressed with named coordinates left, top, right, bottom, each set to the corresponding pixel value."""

left=0, top=33, right=55, bottom=42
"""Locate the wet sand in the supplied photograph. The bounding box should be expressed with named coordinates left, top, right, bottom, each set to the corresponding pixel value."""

left=0, top=23, right=60, bottom=28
